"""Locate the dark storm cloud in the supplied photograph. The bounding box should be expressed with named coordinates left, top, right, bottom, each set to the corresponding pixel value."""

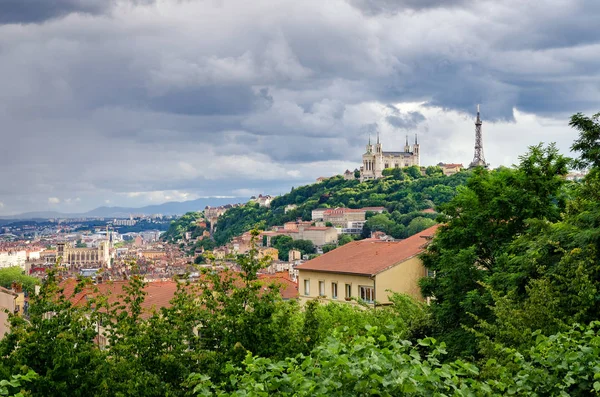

left=0, top=0, right=107, bottom=24
left=147, top=86, right=266, bottom=116
left=347, top=0, right=470, bottom=15
left=0, top=0, right=157, bottom=24
left=386, top=107, right=426, bottom=130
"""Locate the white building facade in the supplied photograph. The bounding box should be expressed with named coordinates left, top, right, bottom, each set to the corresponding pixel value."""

left=360, top=135, right=420, bottom=181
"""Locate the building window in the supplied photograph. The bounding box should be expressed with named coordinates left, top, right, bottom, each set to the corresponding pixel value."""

left=304, top=279, right=310, bottom=296
left=345, top=284, right=352, bottom=299
left=384, top=163, right=389, bottom=169
left=359, top=286, right=374, bottom=303
left=331, top=282, right=338, bottom=299
left=427, top=268, right=436, bottom=278
left=319, top=281, right=325, bottom=296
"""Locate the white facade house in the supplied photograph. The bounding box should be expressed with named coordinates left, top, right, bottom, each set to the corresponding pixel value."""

left=0, top=250, right=27, bottom=269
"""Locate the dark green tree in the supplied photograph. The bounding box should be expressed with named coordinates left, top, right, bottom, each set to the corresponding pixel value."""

left=420, top=143, right=569, bottom=358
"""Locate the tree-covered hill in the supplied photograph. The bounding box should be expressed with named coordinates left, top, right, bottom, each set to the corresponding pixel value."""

left=161, top=212, right=206, bottom=243
left=212, top=166, right=469, bottom=245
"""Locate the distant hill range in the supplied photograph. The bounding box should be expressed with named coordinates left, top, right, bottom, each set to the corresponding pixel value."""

left=0, top=197, right=249, bottom=220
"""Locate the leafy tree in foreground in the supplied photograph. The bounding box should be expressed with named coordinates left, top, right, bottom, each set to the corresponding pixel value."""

left=0, top=267, right=39, bottom=292
left=189, top=321, right=600, bottom=397
left=420, top=143, right=569, bottom=358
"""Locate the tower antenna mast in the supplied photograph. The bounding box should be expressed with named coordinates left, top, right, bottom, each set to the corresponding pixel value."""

left=469, top=104, right=488, bottom=169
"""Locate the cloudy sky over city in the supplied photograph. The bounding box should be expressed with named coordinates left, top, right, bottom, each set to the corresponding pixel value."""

left=1, top=0, right=599, bottom=215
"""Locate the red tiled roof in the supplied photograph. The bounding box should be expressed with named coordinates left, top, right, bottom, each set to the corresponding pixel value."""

left=442, top=163, right=463, bottom=168
left=58, top=271, right=297, bottom=312
left=60, top=279, right=179, bottom=318
left=421, top=208, right=436, bottom=213
left=258, top=273, right=298, bottom=300
left=296, top=224, right=440, bottom=276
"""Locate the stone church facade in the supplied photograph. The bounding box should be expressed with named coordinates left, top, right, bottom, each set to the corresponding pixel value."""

left=360, top=135, right=420, bottom=181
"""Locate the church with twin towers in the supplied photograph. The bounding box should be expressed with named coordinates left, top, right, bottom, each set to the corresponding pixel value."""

left=359, top=132, right=420, bottom=182
left=356, top=105, right=486, bottom=182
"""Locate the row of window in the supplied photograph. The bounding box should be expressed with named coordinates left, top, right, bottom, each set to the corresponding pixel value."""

left=303, top=280, right=375, bottom=303
left=384, top=163, right=410, bottom=168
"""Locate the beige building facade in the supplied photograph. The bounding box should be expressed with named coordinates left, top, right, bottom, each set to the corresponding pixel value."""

left=0, top=286, right=17, bottom=339
left=361, top=135, right=420, bottom=181
left=296, top=225, right=439, bottom=306
left=57, top=241, right=110, bottom=267
left=294, top=226, right=338, bottom=247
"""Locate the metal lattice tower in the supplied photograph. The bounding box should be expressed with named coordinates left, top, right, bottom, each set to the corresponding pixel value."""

left=469, top=104, right=488, bottom=168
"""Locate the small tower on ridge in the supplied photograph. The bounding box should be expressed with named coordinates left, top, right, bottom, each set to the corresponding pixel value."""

left=469, top=104, right=488, bottom=169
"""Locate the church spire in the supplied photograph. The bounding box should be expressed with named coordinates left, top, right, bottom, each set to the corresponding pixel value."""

left=377, top=129, right=380, bottom=144
left=405, top=135, right=409, bottom=146
left=415, top=134, right=418, bottom=145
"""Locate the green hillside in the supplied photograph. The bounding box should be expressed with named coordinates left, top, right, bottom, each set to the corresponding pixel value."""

left=161, top=212, right=205, bottom=243
left=212, top=165, right=469, bottom=245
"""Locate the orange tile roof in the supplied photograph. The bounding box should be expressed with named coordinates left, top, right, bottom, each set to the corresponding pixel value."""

left=296, top=225, right=439, bottom=276
left=58, top=270, right=298, bottom=312
left=258, top=273, right=298, bottom=300
left=60, top=279, right=179, bottom=318
left=442, top=163, right=463, bottom=168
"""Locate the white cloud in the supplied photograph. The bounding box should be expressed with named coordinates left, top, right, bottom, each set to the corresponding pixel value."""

left=48, top=197, right=60, bottom=204
left=122, top=190, right=199, bottom=203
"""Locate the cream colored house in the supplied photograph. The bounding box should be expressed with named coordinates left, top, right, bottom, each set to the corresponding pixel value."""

left=437, top=163, right=464, bottom=176
left=294, top=226, right=338, bottom=247
left=296, top=225, right=439, bottom=306
left=263, top=226, right=338, bottom=248
left=258, top=247, right=279, bottom=262
left=0, top=286, right=17, bottom=339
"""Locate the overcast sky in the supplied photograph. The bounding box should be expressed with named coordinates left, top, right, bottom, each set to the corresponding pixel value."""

left=1, top=0, right=599, bottom=215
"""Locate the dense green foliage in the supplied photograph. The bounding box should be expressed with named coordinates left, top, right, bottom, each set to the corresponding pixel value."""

left=0, top=267, right=39, bottom=292
left=2, top=113, right=600, bottom=396
left=269, top=235, right=315, bottom=261
left=0, top=370, right=37, bottom=397
left=420, top=113, right=600, bottom=362
left=0, top=234, right=427, bottom=396
left=190, top=322, right=600, bottom=397
left=162, top=212, right=205, bottom=243
left=212, top=168, right=469, bottom=245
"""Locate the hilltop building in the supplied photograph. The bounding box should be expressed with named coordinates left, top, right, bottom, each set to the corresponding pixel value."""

left=249, top=195, right=274, bottom=208
left=205, top=204, right=240, bottom=233
left=437, top=163, right=464, bottom=176
left=360, top=133, right=420, bottom=181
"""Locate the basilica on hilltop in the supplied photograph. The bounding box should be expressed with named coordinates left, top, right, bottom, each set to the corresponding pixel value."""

left=358, top=133, right=420, bottom=181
